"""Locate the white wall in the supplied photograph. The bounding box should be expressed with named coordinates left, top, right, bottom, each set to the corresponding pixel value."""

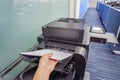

left=69, top=0, right=76, bottom=18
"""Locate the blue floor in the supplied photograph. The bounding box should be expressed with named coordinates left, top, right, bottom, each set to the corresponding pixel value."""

left=84, top=8, right=120, bottom=80
left=83, top=8, right=103, bottom=27
left=86, top=42, right=120, bottom=80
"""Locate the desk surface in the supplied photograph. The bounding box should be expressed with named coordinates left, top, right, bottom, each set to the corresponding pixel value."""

left=85, top=32, right=118, bottom=45
left=86, top=42, right=120, bottom=80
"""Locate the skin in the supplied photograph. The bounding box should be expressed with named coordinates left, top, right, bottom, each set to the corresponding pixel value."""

left=33, top=53, right=58, bottom=80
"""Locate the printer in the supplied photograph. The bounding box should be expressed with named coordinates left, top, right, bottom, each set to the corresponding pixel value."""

left=39, top=18, right=85, bottom=44
left=20, top=18, right=88, bottom=80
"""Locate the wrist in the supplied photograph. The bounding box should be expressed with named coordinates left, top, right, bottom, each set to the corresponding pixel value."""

left=37, top=68, right=50, bottom=80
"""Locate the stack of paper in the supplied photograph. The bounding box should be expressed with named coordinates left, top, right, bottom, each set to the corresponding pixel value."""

left=20, top=49, right=72, bottom=61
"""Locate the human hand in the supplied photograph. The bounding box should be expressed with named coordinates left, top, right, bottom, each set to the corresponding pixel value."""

left=33, top=53, right=58, bottom=80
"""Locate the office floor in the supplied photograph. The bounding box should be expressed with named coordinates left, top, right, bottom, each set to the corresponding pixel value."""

left=84, top=7, right=120, bottom=80
left=83, top=8, right=103, bottom=27
left=86, top=42, right=120, bottom=80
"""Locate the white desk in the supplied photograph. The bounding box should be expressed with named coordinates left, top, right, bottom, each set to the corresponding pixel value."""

left=85, top=32, right=118, bottom=45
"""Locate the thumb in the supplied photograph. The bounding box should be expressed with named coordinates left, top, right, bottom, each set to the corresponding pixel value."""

left=39, top=53, right=52, bottom=63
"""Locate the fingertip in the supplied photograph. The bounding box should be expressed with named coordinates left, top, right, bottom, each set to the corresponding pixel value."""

left=41, top=53, right=52, bottom=59
left=46, top=53, right=53, bottom=57
left=55, top=60, right=59, bottom=64
left=52, top=59, right=59, bottom=63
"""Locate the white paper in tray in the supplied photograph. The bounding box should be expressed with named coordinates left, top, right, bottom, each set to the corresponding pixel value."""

left=20, top=49, right=72, bottom=60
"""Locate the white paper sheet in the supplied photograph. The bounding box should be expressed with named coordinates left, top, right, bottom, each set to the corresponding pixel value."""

left=113, top=50, right=120, bottom=54
left=20, top=49, right=72, bottom=60
left=91, top=27, right=104, bottom=33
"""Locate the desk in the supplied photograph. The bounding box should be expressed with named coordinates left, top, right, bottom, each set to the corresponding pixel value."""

left=86, top=42, right=120, bottom=80
left=85, top=32, right=118, bottom=45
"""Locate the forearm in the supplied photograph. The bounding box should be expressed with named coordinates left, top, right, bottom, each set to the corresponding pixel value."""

left=33, top=54, right=58, bottom=80
left=33, top=69, right=49, bottom=80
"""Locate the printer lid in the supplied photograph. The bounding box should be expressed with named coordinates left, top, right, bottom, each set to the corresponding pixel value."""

left=47, top=22, right=85, bottom=30
left=46, top=18, right=85, bottom=30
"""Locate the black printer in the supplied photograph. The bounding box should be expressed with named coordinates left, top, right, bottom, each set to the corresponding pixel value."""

left=39, top=18, right=85, bottom=44
left=20, top=18, right=88, bottom=80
